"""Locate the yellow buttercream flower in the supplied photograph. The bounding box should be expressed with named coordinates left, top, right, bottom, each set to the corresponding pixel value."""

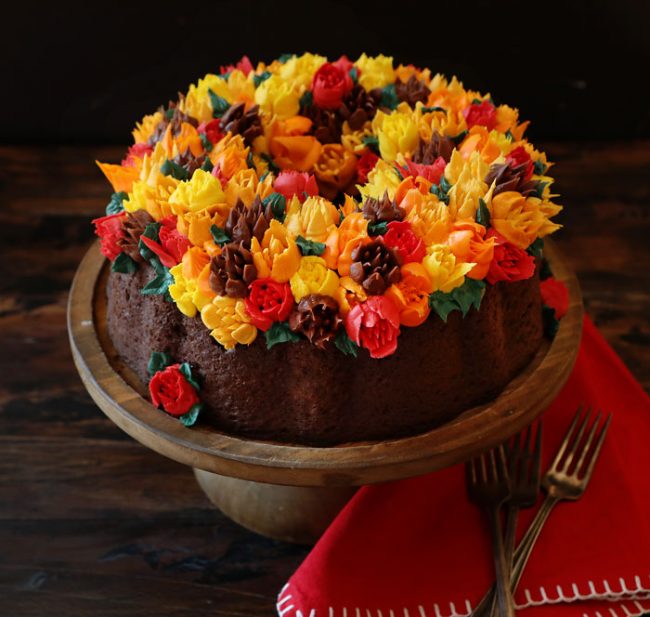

left=445, top=150, right=489, bottom=219
left=168, top=264, right=213, bottom=318
left=289, top=256, right=340, bottom=302
left=423, top=244, right=474, bottom=293
left=169, top=169, right=225, bottom=213
left=334, top=276, right=367, bottom=315
left=285, top=196, right=339, bottom=243
left=341, top=120, right=374, bottom=154
left=490, top=191, right=548, bottom=249
left=404, top=191, right=453, bottom=246
left=354, top=53, right=394, bottom=91
left=132, top=111, right=163, bottom=144
left=250, top=219, right=301, bottom=282
left=357, top=159, right=402, bottom=201
left=279, top=53, right=326, bottom=92
left=201, top=296, right=257, bottom=350
left=255, top=74, right=300, bottom=119
left=372, top=106, right=419, bottom=163
left=224, top=168, right=259, bottom=208
left=123, top=178, right=177, bottom=220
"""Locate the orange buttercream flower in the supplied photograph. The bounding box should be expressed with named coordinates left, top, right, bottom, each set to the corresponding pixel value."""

left=250, top=219, right=301, bottom=282
left=182, top=246, right=211, bottom=280
left=334, top=276, right=367, bottom=315
left=269, top=116, right=322, bottom=171
left=446, top=220, right=495, bottom=279
left=314, top=143, right=358, bottom=199
left=490, top=191, right=547, bottom=249
left=336, top=213, right=371, bottom=276
left=457, top=126, right=503, bottom=164
left=96, top=161, right=139, bottom=193
left=385, top=262, right=433, bottom=327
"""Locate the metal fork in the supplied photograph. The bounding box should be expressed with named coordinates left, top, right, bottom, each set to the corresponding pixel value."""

left=473, top=407, right=611, bottom=616
left=466, top=445, right=515, bottom=617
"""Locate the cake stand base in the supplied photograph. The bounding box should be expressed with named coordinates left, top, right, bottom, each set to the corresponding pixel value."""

left=193, top=469, right=357, bottom=544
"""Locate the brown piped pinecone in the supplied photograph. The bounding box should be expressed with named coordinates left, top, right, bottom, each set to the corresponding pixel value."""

left=118, top=209, right=154, bottom=262
left=289, top=294, right=342, bottom=350
left=209, top=241, right=257, bottom=298
left=395, top=75, right=430, bottom=107
left=338, top=84, right=381, bottom=131
left=148, top=99, right=199, bottom=145
left=220, top=103, right=263, bottom=145
left=362, top=192, right=404, bottom=224
left=349, top=240, right=401, bottom=295
left=485, top=163, right=538, bottom=197
left=303, top=106, right=341, bottom=144
left=224, top=197, right=271, bottom=247
left=412, top=132, right=456, bottom=164
left=172, top=150, right=208, bottom=177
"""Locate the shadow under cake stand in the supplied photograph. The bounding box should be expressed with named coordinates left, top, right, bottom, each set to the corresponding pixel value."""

left=68, top=239, right=583, bottom=544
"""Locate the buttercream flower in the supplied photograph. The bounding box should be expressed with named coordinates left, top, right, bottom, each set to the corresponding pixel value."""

left=423, top=244, right=474, bottom=293
left=123, top=178, right=177, bottom=221
left=140, top=216, right=191, bottom=268
left=122, top=143, right=153, bottom=168
left=463, top=100, right=497, bottom=131
left=201, top=296, right=258, bottom=350
left=356, top=150, right=379, bottom=184
left=404, top=191, right=452, bottom=246
left=269, top=116, right=322, bottom=172
left=169, top=169, right=225, bottom=213
left=385, top=262, right=433, bottom=327
left=446, top=220, right=495, bottom=280
left=289, top=256, right=339, bottom=302
left=345, top=295, right=401, bottom=359
left=381, top=220, right=426, bottom=264
left=279, top=53, right=327, bottom=91
left=541, top=278, right=569, bottom=319
left=254, top=74, right=300, bottom=119
left=96, top=161, right=139, bottom=194
left=169, top=263, right=213, bottom=317
left=220, top=55, right=254, bottom=76
left=198, top=119, right=224, bottom=146
left=244, top=278, right=294, bottom=331
left=132, top=111, right=164, bottom=144
left=311, top=62, right=353, bottom=109
left=285, top=195, right=339, bottom=243
left=314, top=144, right=358, bottom=198
left=485, top=230, right=536, bottom=285
left=445, top=150, right=490, bottom=219
left=336, top=212, right=371, bottom=276
left=92, top=212, right=125, bottom=261
left=490, top=191, right=547, bottom=249
left=149, top=364, right=200, bottom=417
left=273, top=170, right=319, bottom=202
left=334, top=276, right=367, bottom=315
left=209, top=135, right=250, bottom=181
left=372, top=108, right=419, bottom=163
left=250, top=219, right=301, bottom=282
left=457, top=126, right=506, bottom=164
left=354, top=53, right=394, bottom=91
left=506, top=146, right=534, bottom=181
left=358, top=159, right=402, bottom=201
left=224, top=168, right=259, bottom=208
left=401, top=157, right=446, bottom=185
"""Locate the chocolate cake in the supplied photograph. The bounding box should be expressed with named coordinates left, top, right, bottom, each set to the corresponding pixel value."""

left=91, top=53, right=563, bottom=445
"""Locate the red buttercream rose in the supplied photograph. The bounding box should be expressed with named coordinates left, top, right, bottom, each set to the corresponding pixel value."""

left=273, top=170, right=319, bottom=202
left=382, top=221, right=426, bottom=264
left=345, top=295, right=401, bottom=359
left=506, top=145, right=534, bottom=181
left=332, top=55, right=354, bottom=75
left=311, top=62, right=354, bottom=110
left=149, top=364, right=200, bottom=417
left=357, top=150, right=380, bottom=184
left=463, top=100, right=497, bottom=131
left=401, top=157, right=446, bottom=185
left=244, top=278, right=294, bottom=331
left=485, top=230, right=536, bottom=285
left=92, top=212, right=126, bottom=261
left=140, top=216, right=190, bottom=268
left=541, top=277, right=569, bottom=319
left=199, top=119, right=224, bottom=145
left=122, top=142, right=153, bottom=168
left=220, top=55, right=254, bottom=76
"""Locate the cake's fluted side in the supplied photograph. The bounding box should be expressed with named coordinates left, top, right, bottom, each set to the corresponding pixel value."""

left=106, top=266, right=543, bottom=446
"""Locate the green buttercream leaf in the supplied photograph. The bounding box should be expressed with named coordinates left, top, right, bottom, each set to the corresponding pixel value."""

left=361, top=135, right=380, bottom=154
left=476, top=197, right=491, bottom=228
left=420, top=106, right=446, bottom=113
left=219, top=71, right=231, bottom=81
left=539, top=258, right=553, bottom=281
left=542, top=305, right=559, bottom=339
left=148, top=351, right=173, bottom=377
left=253, top=70, right=272, bottom=88
left=367, top=221, right=388, bottom=236
left=111, top=252, right=137, bottom=274
left=201, top=157, right=214, bottom=172
left=530, top=181, right=548, bottom=199
left=199, top=132, right=213, bottom=152
left=428, top=292, right=458, bottom=323
left=265, top=322, right=300, bottom=349
left=179, top=403, right=202, bottom=427
left=178, top=362, right=201, bottom=391
left=428, top=279, right=486, bottom=322
left=139, top=222, right=161, bottom=262
left=141, top=267, right=174, bottom=297
left=380, top=83, right=399, bottom=110
left=278, top=53, right=293, bottom=64
left=472, top=98, right=483, bottom=105
left=208, top=89, right=230, bottom=118
left=533, top=159, right=548, bottom=176
left=263, top=192, right=287, bottom=223
left=160, top=159, right=189, bottom=181
left=527, top=238, right=544, bottom=259
left=300, top=90, right=313, bottom=109
left=451, top=130, right=468, bottom=144
left=505, top=129, right=515, bottom=141
left=349, top=67, right=359, bottom=83
left=334, top=331, right=358, bottom=357
left=260, top=152, right=280, bottom=174
left=106, top=191, right=128, bottom=215
left=210, top=224, right=231, bottom=247
left=295, top=235, right=326, bottom=256
left=430, top=176, right=451, bottom=205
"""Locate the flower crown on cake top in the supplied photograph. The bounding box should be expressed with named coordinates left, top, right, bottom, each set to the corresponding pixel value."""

left=93, top=52, right=562, bottom=360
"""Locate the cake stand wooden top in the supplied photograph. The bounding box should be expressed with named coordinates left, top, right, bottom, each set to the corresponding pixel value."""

left=68, top=239, right=583, bottom=487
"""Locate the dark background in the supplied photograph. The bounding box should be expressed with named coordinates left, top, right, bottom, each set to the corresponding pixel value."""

left=3, top=0, right=650, bottom=147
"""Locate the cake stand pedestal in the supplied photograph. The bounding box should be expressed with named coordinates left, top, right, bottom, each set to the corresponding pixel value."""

left=68, top=239, right=583, bottom=544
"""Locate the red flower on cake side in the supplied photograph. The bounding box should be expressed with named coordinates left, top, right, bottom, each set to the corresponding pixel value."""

left=311, top=62, right=354, bottom=109
left=463, top=100, right=497, bottom=131
left=541, top=278, right=569, bottom=319
left=381, top=221, right=426, bottom=264
left=273, top=171, right=319, bottom=202
left=356, top=150, right=380, bottom=184
left=140, top=216, right=191, bottom=268
left=345, top=295, right=401, bottom=359
left=244, top=278, right=295, bottom=331
left=149, top=364, right=200, bottom=417
left=485, top=230, right=536, bottom=285
left=92, top=212, right=126, bottom=261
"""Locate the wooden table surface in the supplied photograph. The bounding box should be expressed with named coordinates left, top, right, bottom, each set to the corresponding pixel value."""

left=1, top=142, right=649, bottom=616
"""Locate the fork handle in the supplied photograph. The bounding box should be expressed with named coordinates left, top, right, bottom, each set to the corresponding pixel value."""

left=486, top=505, right=520, bottom=617
left=488, top=506, right=515, bottom=617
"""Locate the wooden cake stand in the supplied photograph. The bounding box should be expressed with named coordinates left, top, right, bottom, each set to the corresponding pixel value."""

left=68, top=239, right=583, bottom=544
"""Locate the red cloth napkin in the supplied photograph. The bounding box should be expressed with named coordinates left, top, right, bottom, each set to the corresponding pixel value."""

left=277, top=317, right=650, bottom=617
